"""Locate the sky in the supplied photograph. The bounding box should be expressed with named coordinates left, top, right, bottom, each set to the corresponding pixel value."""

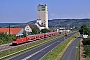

left=0, top=0, right=90, bottom=23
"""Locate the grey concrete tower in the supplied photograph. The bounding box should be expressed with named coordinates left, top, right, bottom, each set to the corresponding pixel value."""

left=37, top=4, right=48, bottom=28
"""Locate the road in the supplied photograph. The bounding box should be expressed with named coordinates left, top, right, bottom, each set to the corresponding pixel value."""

left=60, top=37, right=81, bottom=60
left=9, top=32, right=76, bottom=60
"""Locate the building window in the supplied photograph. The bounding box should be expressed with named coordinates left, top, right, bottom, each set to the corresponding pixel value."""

left=42, top=6, right=45, bottom=11
left=42, top=6, right=45, bottom=8
left=26, top=29, right=29, bottom=30
left=42, top=9, right=45, bottom=11
left=44, top=24, right=45, bottom=26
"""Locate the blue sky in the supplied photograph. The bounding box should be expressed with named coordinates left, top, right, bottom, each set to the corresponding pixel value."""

left=0, top=0, right=90, bottom=23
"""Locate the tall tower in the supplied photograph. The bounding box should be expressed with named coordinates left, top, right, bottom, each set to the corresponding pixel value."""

left=37, top=4, right=48, bottom=28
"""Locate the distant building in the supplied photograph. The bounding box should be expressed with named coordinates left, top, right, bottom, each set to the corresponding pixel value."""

left=57, top=28, right=71, bottom=34
left=0, top=28, right=23, bottom=36
left=24, top=24, right=40, bottom=33
left=36, top=4, right=48, bottom=29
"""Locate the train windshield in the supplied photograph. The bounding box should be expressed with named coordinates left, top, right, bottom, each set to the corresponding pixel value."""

left=13, top=39, right=17, bottom=41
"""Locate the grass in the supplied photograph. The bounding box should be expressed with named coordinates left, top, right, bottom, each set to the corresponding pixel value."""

left=42, top=32, right=80, bottom=60
left=0, top=34, right=64, bottom=60
left=76, top=41, right=80, bottom=60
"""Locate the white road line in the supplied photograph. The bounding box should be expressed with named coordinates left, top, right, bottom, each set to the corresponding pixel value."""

left=22, top=42, right=56, bottom=60
left=67, top=46, right=74, bottom=60
left=39, top=41, right=64, bottom=60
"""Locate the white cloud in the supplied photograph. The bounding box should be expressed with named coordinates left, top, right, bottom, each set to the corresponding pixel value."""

left=50, top=13, right=90, bottom=19
left=50, top=13, right=55, bottom=17
left=87, top=14, right=90, bottom=16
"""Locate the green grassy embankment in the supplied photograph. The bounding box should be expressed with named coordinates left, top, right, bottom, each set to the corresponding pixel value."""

left=42, top=32, right=80, bottom=60
left=76, top=41, right=80, bottom=60
left=0, top=34, right=64, bottom=60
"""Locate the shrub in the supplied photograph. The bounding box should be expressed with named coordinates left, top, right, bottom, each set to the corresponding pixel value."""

left=41, top=29, right=50, bottom=33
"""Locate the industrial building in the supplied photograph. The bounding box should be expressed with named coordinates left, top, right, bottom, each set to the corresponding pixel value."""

left=36, top=4, right=48, bottom=29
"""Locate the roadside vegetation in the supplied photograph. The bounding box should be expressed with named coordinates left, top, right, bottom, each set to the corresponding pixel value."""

left=41, top=28, right=50, bottom=33
left=42, top=32, right=80, bottom=60
left=0, top=33, right=65, bottom=60
left=76, top=41, right=80, bottom=60
left=0, top=32, right=16, bottom=45
left=79, top=24, right=90, bottom=59
left=82, top=37, right=90, bottom=59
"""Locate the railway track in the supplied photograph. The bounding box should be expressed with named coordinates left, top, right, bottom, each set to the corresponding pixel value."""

left=0, top=38, right=48, bottom=52
left=0, top=44, right=14, bottom=52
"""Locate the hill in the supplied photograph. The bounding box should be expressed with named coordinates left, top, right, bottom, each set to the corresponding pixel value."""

left=48, top=19, right=90, bottom=28
left=0, top=19, right=90, bottom=28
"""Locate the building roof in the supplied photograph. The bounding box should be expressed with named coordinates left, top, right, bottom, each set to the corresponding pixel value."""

left=28, top=24, right=40, bottom=32
left=37, top=22, right=45, bottom=27
left=39, top=4, right=46, bottom=6
left=0, top=28, right=22, bottom=35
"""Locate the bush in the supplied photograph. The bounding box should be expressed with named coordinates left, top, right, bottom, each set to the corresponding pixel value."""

left=82, top=40, right=90, bottom=45
left=83, top=37, right=90, bottom=45
left=83, top=45, right=90, bottom=57
left=0, top=32, right=16, bottom=45
left=32, top=28, right=39, bottom=34
left=41, top=29, right=50, bottom=33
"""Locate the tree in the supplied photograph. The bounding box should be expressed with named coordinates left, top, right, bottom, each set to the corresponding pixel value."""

left=22, top=30, right=27, bottom=37
left=0, top=32, right=16, bottom=44
left=41, top=29, right=50, bottom=33
left=32, top=28, right=39, bottom=34
left=79, top=24, right=90, bottom=35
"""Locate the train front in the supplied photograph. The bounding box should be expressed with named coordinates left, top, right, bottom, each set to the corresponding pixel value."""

left=12, top=38, right=18, bottom=45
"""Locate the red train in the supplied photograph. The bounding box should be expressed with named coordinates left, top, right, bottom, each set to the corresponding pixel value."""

left=12, top=32, right=58, bottom=45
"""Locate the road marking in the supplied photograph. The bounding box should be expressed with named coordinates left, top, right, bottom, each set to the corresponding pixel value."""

left=76, top=47, right=78, bottom=48
left=67, top=46, right=75, bottom=60
left=39, top=41, right=64, bottom=60
left=22, top=42, right=56, bottom=60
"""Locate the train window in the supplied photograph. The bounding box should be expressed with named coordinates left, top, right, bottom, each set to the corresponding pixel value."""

left=13, top=39, right=16, bottom=41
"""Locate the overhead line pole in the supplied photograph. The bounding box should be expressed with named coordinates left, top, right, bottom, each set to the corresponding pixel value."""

left=9, top=24, right=10, bottom=35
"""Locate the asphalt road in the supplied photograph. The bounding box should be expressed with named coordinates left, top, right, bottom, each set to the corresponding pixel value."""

left=60, top=36, right=81, bottom=60
left=9, top=32, right=76, bottom=60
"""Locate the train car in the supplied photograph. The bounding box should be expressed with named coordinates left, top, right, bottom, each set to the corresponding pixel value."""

left=54, top=32, right=58, bottom=35
left=38, top=34, right=44, bottom=39
left=12, top=37, right=27, bottom=45
left=34, top=35, right=40, bottom=40
left=45, top=33, right=50, bottom=37
left=27, top=35, right=35, bottom=41
left=43, top=33, right=48, bottom=38
left=26, top=36, right=32, bottom=41
left=46, top=32, right=58, bottom=37
left=48, top=33, right=53, bottom=37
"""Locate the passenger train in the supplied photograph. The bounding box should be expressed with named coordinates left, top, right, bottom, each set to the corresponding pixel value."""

left=12, top=32, right=58, bottom=45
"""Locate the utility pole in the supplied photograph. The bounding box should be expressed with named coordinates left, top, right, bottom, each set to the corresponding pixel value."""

left=9, top=24, right=10, bottom=35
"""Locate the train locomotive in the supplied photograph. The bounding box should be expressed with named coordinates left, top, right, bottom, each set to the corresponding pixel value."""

left=12, top=32, right=58, bottom=45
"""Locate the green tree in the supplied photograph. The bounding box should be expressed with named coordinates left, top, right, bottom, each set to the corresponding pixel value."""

left=32, top=28, right=39, bottom=34
left=79, top=24, right=90, bottom=35
left=0, top=32, right=16, bottom=44
left=41, top=29, right=50, bottom=33
left=22, top=30, right=27, bottom=37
